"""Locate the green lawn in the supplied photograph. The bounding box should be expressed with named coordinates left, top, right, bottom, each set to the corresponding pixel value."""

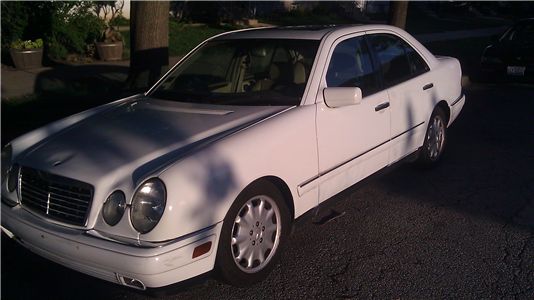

left=121, top=21, right=239, bottom=58
left=405, top=5, right=511, bottom=34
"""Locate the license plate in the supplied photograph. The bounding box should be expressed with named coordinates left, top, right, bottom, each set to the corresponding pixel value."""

left=507, top=66, right=526, bottom=76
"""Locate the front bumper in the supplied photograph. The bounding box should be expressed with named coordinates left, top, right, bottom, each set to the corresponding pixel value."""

left=1, top=203, right=222, bottom=289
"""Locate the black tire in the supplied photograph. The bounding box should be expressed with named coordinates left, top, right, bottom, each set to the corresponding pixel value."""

left=215, top=180, right=291, bottom=286
left=417, top=108, right=447, bottom=166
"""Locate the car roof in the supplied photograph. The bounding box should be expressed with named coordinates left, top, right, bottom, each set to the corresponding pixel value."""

left=212, top=24, right=380, bottom=41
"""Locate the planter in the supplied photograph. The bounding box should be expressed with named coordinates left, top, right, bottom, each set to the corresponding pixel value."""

left=244, top=18, right=259, bottom=26
left=9, top=48, right=43, bottom=69
left=96, top=42, right=123, bottom=61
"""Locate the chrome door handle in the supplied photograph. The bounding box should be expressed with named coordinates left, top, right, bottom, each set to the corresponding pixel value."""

left=423, top=83, right=434, bottom=90
left=375, top=102, right=390, bottom=112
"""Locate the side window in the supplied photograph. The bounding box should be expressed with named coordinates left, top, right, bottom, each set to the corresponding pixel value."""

left=368, top=34, right=429, bottom=87
left=326, top=37, right=379, bottom=97
left=406, top=46, right=430, bottom=76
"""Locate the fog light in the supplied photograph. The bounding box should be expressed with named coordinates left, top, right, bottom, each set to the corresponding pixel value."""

left=102, top=191, right=126, bottom=226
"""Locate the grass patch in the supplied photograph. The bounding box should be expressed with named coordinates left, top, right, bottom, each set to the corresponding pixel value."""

left=261, top=10, right=356, bottom=26
left=168, top=22, right=236, bottom=56
left=406, top=5, right=511, bottom=34
left=120, top=21, right=239, bottom=58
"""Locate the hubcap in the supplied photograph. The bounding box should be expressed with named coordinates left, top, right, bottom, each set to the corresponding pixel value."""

left=231, top=195, right=281, bottom=273
left=427, top=115, right=445, bottom=160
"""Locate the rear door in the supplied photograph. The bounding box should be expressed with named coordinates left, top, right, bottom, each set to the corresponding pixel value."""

left=367, top=33, right=435, bottom=164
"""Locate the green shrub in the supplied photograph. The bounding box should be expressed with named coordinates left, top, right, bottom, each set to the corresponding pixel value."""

left=10, top=38, right=43, bottom=50
left=1, top=2, right=104, bottom=60
left=109, top=15, right=129, bottom=27
left=46, top=2, right=104, bottom=59
left=1, top=2, right=29, bottom=48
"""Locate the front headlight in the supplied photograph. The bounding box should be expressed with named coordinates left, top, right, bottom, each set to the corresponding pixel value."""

left=103, top=191, right=126, bottom=226
left=7, top=164, right=20, bottom=193
left=2, top=144, right=12, bottom=182
left=130, top=178, right=166, bottom=234
left=2, top=163, right=20, bottom=207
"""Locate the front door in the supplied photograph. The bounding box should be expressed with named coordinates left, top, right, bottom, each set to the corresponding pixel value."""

left=315, top=35, right=390, bottom=202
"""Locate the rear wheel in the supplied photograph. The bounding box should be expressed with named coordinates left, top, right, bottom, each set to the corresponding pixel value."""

left=417, top=108, right=447, bottom=166
left=216, top=180, right=291, bottom=286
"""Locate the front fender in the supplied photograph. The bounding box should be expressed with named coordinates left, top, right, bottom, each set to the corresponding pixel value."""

left=142, top=105, right=319, bottom=241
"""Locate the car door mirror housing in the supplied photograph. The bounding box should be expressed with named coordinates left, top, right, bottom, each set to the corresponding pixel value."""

left=323, top=87, right=362, bottom=108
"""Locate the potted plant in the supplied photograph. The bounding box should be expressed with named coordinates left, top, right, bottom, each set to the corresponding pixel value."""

left=93, top=1, right=125, bottom=61
left=9, top=38, right=44, bottom=69
left=95, top=28, right=123, bottom=61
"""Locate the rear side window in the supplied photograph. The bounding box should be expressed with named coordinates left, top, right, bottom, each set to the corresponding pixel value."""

left=368, top=34, right=429, bottom=88
left=326, top=36, right=380, bottom=97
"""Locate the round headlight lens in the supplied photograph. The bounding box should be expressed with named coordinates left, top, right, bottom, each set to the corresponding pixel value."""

left=7, top=164, right=19, bottom=193
left=2, top=144, right=12, bottom=180
left=103, top=191, right=126, bottom=226
left=131, top=178, right=166, bottom=234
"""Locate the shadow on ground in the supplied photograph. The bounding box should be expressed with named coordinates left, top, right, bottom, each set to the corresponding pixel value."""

left=1, top=63, right=136, bottom=144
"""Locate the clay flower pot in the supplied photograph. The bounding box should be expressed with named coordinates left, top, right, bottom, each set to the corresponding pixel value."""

left=10, top=48, right=43, bottom=69
left=96, top=42, right=123, bottom=61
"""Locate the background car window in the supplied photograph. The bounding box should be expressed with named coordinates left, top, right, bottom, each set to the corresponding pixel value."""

left=326, top=37, right=379, bottom=97
left=368, top=34, right=429, bottom=87
left=504, top=22, right=534, bottom=44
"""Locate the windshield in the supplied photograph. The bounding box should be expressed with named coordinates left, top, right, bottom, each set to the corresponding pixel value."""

left=151, top=39, right=320, bottom=106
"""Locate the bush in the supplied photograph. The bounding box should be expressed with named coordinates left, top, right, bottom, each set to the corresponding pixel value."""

left=0, top=2, right=29, bottom=48
left=1, top=2, right=104, bottom=60
left=46, top=2, right=104, bottom=59
left=10, top=38, right=43, bottom=50
left=109, top=15, right=129, bottom=27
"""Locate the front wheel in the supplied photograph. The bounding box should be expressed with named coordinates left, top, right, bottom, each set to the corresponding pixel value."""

left=216, top=180, right=291, bottom=286
left=417, top=108, right=447, bottom=166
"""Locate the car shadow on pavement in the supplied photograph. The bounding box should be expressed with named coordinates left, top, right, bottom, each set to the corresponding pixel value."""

left=2, top=64, right=134, bottom=144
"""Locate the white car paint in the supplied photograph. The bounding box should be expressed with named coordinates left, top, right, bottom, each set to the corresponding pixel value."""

left=1, top=24, right=464, bottom=290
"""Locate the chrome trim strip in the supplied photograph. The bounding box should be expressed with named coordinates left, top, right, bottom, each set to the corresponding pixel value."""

left=451, top=93, right=464, bottom=106
left=85, top=223, right=218, bottom=248
left=298, top=121, right=425, bottom=189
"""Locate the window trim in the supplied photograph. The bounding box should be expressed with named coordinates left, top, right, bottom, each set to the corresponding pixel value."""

left=321, top=32, right=384, bottom=99
left=366, top=32, right=432, bottom=90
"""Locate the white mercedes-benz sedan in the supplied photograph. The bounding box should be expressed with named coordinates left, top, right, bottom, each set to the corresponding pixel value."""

left=1, top=25, right=465, bottom=291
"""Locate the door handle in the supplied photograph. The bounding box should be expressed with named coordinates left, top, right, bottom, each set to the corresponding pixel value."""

left=423, top=83, right=434, bottom=90
left=375, top=102, right=390, bottom=112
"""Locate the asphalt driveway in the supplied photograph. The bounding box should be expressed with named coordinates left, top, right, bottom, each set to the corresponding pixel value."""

left=2, top=81, right=533, bottom=299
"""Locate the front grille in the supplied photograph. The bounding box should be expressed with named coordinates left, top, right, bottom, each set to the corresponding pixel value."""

left=20, top=167, right=93, bottom=226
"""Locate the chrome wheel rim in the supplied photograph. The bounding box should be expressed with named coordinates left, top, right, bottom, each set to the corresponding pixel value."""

left=427, top=115, right=445, bottom=160
left=231, top=195, right=281, bottom=273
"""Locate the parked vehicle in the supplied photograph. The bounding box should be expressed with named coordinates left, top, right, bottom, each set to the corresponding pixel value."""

left=480, top=18, right=534, bottom=81
left=1, top=25, right=465, bottom=291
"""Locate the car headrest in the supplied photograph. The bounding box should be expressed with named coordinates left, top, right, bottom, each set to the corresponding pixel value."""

left=269, top=64, right=280, bottom=80
left=293, top=61, right=306, bottom=84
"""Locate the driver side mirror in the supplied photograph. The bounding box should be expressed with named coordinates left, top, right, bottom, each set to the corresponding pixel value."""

left=323, top=87, right=362, bottom=108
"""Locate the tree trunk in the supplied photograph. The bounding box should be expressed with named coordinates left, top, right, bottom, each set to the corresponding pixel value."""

left=389, top=1, right=409, bottom=29
left=126, top=1, right=169, bottom=92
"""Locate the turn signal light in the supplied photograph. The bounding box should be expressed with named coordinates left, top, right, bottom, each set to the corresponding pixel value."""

left=192, top=241, right=212, bottom=258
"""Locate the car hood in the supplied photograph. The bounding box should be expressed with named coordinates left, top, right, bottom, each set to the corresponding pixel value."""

left=19, top=97, right=290, bottom=185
